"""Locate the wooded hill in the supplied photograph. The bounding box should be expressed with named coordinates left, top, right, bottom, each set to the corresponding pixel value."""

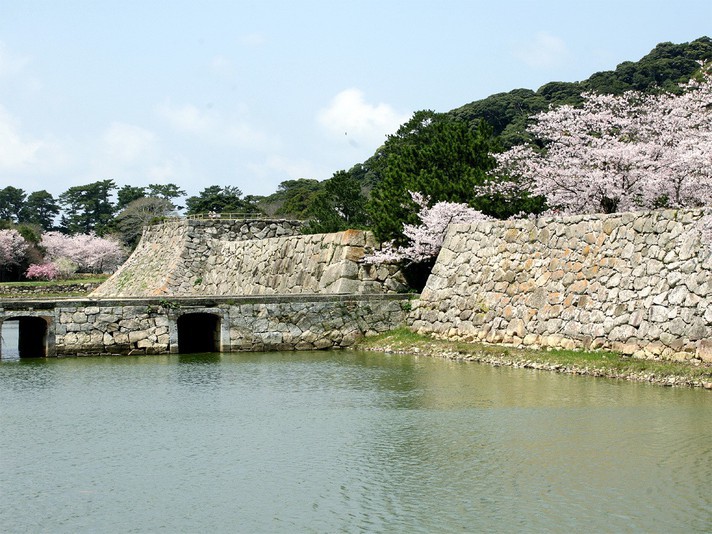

left=258, top=36, right=712, bottom=231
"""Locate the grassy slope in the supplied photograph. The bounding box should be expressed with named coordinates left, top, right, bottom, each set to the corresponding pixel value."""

left=0, top=275, right=108, bottom=298
left=356, top=328, right=712, bottom=389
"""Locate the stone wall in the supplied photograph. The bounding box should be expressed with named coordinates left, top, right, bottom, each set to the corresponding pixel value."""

left=0, top=295, right=411, bottom=356
left=0, top=282, right=100, bottom=297
left=92, top=219, right=405, bottom=297
left=198, top=230, right=405, bottom=295
left=409, top=209, right=711, bottom=361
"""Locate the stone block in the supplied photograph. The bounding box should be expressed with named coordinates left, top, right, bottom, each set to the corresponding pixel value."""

left=667, top=286, right=688, bottom=305
left=72, top=312, right=88, bottom=324
left=507, top=318, right=526, bottom=338
left=338, top=229, right=367, bottom=247
left=527, top=287, right=548, bottom=308
left=343, top=246, right=365, bottom=263
left=327, top=278, right=366, bottom=294
left=697, top=340, right=712, bottom=363
left=128, top=330, right=149, bottom=343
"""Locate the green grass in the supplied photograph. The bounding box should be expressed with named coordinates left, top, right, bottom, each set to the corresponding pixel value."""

left=357, top=327, right=712, bottom=385
left=0, top=275, right=109, bottom=287
left=0, top=275, right=109, bottom=298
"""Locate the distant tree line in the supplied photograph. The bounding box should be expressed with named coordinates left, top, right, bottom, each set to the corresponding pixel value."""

left=0, top=181, right=268, bottom=244
left=0, top=181, right=262, bottom=280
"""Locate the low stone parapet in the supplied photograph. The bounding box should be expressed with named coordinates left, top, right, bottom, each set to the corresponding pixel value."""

left=0, top=294, right=411, bottom=357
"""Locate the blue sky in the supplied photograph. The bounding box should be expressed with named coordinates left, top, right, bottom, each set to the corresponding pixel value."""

left=0, top=0, right=710, bottom=203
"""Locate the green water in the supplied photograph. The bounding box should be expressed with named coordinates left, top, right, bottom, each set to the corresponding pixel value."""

left=1, top=350, right=710, bottom=533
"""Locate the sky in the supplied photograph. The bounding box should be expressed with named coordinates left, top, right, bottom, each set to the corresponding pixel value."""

left=0, top=0, right=710, bottom=205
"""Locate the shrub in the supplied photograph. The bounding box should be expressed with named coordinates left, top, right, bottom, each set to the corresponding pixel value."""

left=25, top=263, right=60, bottom=281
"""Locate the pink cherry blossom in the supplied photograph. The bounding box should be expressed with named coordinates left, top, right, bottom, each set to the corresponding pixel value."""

left=367, top=191, right=490, bottom=264
left=489, top=65, right=712, bottom=215
left=0, top=229, right=29, bottom=268
left=25, top=262, right=61, bottom=281
left=41, top=232, right=126, bottom=273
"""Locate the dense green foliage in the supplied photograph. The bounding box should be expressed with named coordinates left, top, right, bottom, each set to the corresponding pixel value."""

left=0, top=186, right=27, bottom=223
left=0, top=187, right=62, bottom=231
left=23, top=191, right=61, bottom=230
left=255, top=178, right=324, bottom=218
left=59, top=180, right=117, bottom=235
left=184, top=185, right=259, bottom=216
left=116, top=185, right=147, bottom=210
left=365, top=111, right=498, bottom=243
left=117, top=184, right=186, bottom=211
left=303, top=170, right=369, bottom=234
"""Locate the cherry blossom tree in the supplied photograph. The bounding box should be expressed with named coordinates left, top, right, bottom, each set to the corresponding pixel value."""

left=25, top=263, right=60, bottom=281
left=0, top=229, right=29, bottom=269
left=41, top=232, right=126, bottom=273
left=367, top=192, right=490, bottom=265
left=488, top=65, right=712, bottom=215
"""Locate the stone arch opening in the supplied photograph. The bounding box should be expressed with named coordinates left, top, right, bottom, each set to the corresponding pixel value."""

left=177, top=313, right=221, bottom=354
left=1, top=317, right=49, bottom=358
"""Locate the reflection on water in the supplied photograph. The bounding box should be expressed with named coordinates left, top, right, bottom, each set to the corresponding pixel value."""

left=176, top=353, right=223, bottom=388
left=1, top=351, right=710, bottom=533
left=0, top=320, right=19, bottom=360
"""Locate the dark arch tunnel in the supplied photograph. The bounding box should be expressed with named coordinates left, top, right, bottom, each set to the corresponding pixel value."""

left=1, top=317, right=50, bottom=358
left=177, top=313, right=221, bottom=354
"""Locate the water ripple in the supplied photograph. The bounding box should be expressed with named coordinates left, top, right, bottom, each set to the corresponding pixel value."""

left=1, top=351, right=710, bottom=532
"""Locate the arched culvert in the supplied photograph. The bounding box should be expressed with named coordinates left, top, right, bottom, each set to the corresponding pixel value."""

left=1, top=317, right=50, bottom=358
left=177, top=313, right=221, bottom=354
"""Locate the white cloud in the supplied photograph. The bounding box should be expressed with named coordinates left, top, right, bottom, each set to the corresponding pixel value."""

left=0, top=104, right=47, bottom=170
left=147, top=160, right=179, bottom=183
left=157, top=101, right=216, bottom=135
left=513, top=32, right=571, bottom=69
left=224, top=122, right=279, bottom=151
left=157, top=100, right=279, bottom=152
left=102, top=122, right=156, bottom=164
left=84, top=127, right=195, bottom=199
left=317, top=89, right=408, bottom=147
left=261, top=155, right=320, bottom=179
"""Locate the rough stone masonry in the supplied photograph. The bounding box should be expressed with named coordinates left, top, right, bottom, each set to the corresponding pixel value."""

left=92, top=218, right=407, bottom=297
left=409, top=209, right=711, bottom=362
left=0, top=218, right=411, bottom=357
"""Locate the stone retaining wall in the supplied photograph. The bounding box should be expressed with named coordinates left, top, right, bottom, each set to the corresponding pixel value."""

left=409, top=209, right=711, bottom=362
left=92, top=219, right=405, bottom=297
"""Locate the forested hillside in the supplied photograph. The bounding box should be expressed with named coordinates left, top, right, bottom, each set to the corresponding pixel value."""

left=263, top=36, right=712, bottom=236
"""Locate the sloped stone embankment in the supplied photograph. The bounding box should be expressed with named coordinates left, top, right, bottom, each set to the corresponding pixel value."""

left=92, top=218, right=405, bottom=297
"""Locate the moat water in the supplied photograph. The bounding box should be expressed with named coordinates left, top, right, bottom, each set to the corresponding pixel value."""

left=1, top=327, right=711, bottom=532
